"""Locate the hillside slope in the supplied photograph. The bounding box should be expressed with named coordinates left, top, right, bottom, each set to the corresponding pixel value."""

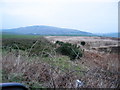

left=2, top=25, right=94, bottom=36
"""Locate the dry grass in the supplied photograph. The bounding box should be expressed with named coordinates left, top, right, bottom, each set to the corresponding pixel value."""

left=2, top=49, right=119, bottom=88
left=76, top=51, right=120, bottom=88
left=2, top=51, right=81, bottom=88
left=1, top=35, right=120, bottom=88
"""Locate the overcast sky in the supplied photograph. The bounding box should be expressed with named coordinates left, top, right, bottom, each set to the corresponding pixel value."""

left=0, top=0, right=119, bottom=33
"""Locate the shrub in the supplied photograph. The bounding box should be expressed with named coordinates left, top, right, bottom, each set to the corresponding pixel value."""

left=81, top=41, right=86, bottom=46
left=2, top=37, right=54, bottom=57
left=56, top=41, right=83, bottom=60
left=55, top=41, right=64, bottom=46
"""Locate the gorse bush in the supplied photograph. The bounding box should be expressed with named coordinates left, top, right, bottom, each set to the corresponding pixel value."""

left=81, top=41, right=86, bottom=46
left=2, top=37, right=83, bottom=60
left=56, top=41, right=83, bottom=60
left=2, top=37, right=54, bottom=56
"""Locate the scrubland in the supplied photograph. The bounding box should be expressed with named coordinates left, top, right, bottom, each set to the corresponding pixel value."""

left=1, top=35, right=120, bottom=88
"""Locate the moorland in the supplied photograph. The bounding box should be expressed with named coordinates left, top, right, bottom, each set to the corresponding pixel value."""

left=1, top=33, right=120, bottom=88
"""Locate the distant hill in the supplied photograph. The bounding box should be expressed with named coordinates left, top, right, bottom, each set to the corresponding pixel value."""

left=2, top=25, right=94, bottom=36
left=96, top=33, right=120, bottom=38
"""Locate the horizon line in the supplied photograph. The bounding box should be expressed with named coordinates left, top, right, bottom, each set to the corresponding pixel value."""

left=1, top=25, right=119, bottom=34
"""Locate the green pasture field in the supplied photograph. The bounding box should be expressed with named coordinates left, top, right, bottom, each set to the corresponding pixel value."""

left=2, top=33, right=98, bottom=39
left=2, top=33, right=41, bottom=39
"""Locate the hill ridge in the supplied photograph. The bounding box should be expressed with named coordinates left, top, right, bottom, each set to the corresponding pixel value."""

left=2, top=25, right=94, bottom=36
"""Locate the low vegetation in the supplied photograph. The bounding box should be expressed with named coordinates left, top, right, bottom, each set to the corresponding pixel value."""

left=56, top=41, right=83, bottom=60
left=1, top=34, right=119, bottom=88
left=2, top=37, right=55, bottom=57
left=1, top=35, right=85, bottom=88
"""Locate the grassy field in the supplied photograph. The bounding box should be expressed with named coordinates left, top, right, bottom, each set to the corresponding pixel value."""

left=2, top=32, right=99, bottom=39
left=2, top=33, right=41, bottom=39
